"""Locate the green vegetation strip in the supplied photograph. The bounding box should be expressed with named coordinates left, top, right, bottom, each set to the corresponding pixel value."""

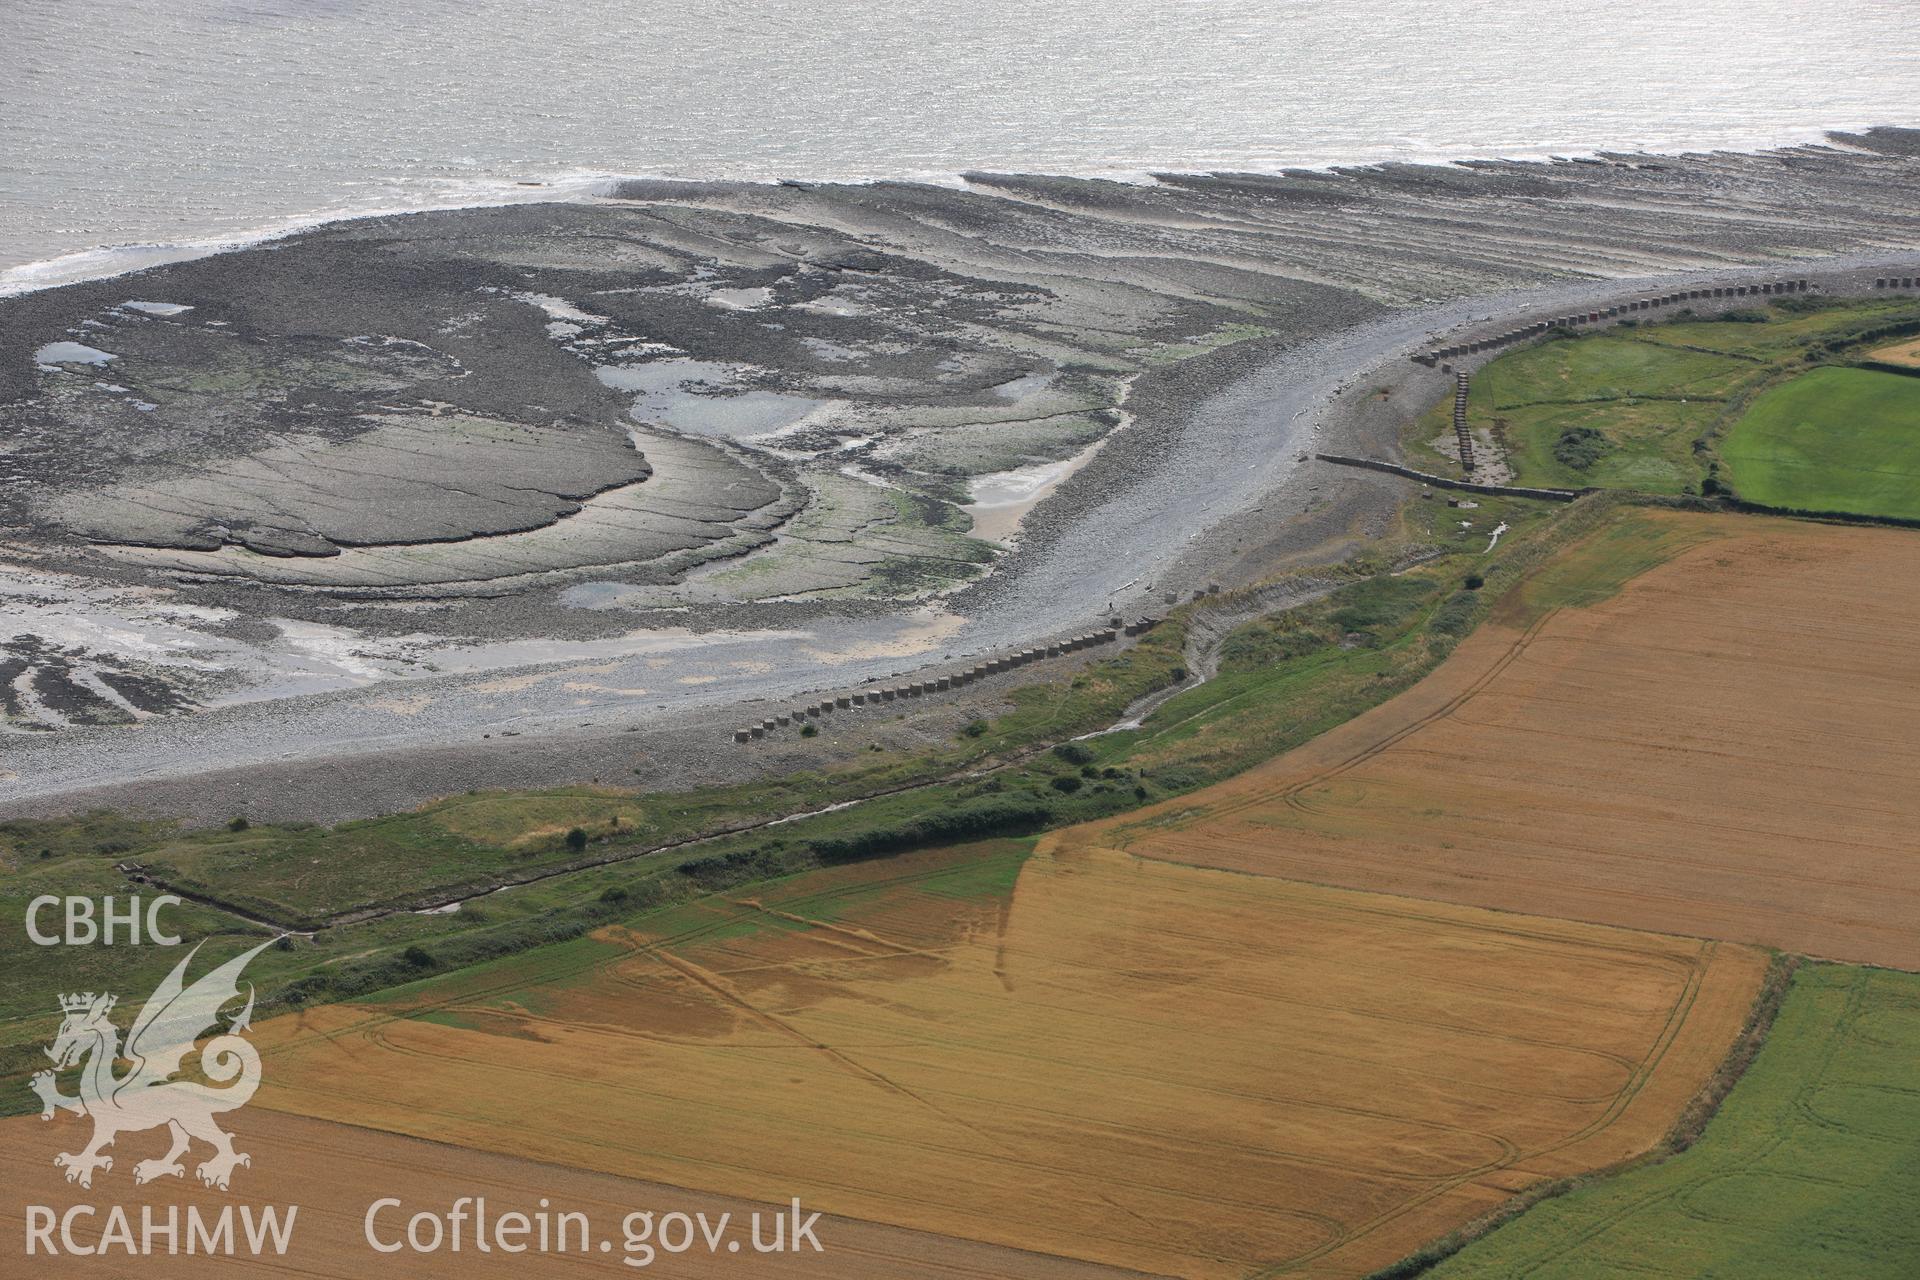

left=1421, top=964, right=1920, bottom=1279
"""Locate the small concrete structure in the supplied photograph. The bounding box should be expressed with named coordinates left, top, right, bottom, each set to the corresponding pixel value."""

left=836, top=695, right=852, bottom=709
left=750, top=726, right=764, bottom=739
left=735, top=729, right=752, bottom=743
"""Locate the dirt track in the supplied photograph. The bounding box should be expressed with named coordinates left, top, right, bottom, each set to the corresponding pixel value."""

left=1100, top=511, right=1920, bottom=971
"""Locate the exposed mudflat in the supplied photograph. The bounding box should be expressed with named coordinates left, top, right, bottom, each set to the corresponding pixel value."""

left=4, top=130, right=1920, bottom=815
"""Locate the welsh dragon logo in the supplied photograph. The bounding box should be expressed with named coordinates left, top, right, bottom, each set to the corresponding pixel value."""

left=31, top=939, right=274, bottom=1191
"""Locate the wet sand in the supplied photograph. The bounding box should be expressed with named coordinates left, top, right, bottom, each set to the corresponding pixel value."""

left=4, top=136, right=1920, bottom=817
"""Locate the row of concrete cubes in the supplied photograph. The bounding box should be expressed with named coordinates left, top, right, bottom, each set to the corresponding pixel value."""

left=732, top=628, right=1121, bottom=741
left=1877, top=276, right=1918, bottom=289
left=1420, top=279, right=1817, bottom=364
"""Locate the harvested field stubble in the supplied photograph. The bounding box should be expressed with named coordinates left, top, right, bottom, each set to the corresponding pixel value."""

left=240, top=840, right=1763, bottom=1279
left=1867, top=335, right=1920, bottom=368
left=1102, top=510, right=1920, bottom=971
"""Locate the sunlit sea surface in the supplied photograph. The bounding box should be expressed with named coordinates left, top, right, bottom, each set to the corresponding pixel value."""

left=2, top=0, right=1917, bottom=291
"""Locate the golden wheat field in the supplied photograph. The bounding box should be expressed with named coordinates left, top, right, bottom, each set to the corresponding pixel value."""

left=0, top=1105, right=1138, bottom=1279
left=1100, top=513, right=1920, bottom=971
left=183, top=839, right=1770, bottom=1279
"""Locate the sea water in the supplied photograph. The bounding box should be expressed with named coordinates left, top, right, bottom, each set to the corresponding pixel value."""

left=1, top=0, right=1916, bottom=291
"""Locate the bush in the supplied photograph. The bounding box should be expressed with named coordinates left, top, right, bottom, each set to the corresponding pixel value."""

left=282, top=974, right=334, bottom=1005
left=400, top=945, right=436, bottom=970
left=564, top=827, right=588, bottom=853
left=678, top=847, right=784, bottom=889
left=1144, top=765, right=1205, bottom=793
left=1552, top=425, right=1611, bottom=471
left=963, top=719, right=988, bottom=737
left=1051, top=742, right=1095, bottom=766
left=1329, top=575, right=1438, bottom=637
left=599, top=885, right=630, bottom=905
left=1430, top=591, right=1479, bottom=638
left=803, top=796, right=1056, bottom=863
left=799, top=722, right=818, bottom=737
left=1050, top=775, right=1084, bottom=794
left=1463, top=572, right=1485, bottom=591
left=226, top=816, right=250, bottom=833
left=1220, top=611, right=1332, bottom=669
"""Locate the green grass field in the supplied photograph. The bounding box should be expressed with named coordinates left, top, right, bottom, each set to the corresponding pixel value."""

left=1424, top=964, right=1920, bottom=1279
left=1461, top=335, right=1748, bottom=493
left=1413, top=298, right=1920, bottom=495
left=1722, top=365, right=1920, bottom=519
